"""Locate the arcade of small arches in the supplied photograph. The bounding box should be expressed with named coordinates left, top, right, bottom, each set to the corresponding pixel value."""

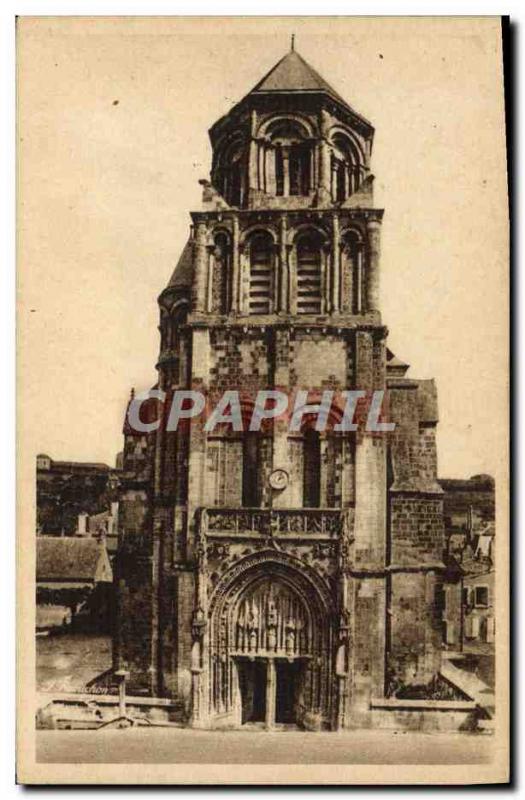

left=196, top=223, right=373, bottom=318
left=212, top=116, right=367, bottom=208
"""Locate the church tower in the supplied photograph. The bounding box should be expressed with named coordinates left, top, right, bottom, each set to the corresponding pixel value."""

left=115, top=46, right=445, bottom=730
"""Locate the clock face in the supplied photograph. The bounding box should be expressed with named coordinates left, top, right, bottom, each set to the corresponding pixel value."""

left=269, top=469, right=289, bottom=491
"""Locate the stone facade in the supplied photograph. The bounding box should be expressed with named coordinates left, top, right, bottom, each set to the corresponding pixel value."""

left=114, top=49, right=446, bottom=729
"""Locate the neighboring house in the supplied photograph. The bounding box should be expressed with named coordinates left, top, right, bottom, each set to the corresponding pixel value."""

left=36, top=453, right=121, bottom=535
left=440, top=475, right=495, bottom=651
left=463, top=568, right=495, bottom=645
left=77, top=501, right=119, bottom=561
left=36, top=537, right=113, bottom=632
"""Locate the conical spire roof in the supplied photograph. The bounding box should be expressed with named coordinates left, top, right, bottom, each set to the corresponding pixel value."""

left=251, top=50, right=344, bottom=100
left=247, top=49, right=371, bottom=128
left=210, top=47, right=373, bottom=138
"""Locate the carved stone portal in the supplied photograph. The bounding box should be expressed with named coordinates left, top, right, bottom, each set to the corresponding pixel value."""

left=205, top=555, right=335, bottom=729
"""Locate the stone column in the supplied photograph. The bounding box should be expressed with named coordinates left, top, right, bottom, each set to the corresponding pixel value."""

left=279, top=215, right=288, bottom=313
left=231, top=215, right=240, bottom=313
left=248, top=139, right=259, bottom=194
left=266, top=147, right=276, bottom=195
left=271, top=328, right=295, bottom=507
left=282, top=147, right=290, bottom=197
left=318, top=141, right=332, bottom=205
left=239, top=243, right=250, bottom=314
left=192, top=221, right=208, bottom=313
left=356, top=245, right=363, bottom=314
left=319, top=437, right=329, bottom=506
left=206, top=247, right=214, bottom=312
left=258, top=144, right=266, bottom=193
left=265, top=658, right=276, bottom=729
left=353, top=330, right=387, bottom=568
left=317, top=109, right=332, bottom=206
left=366, top=218, right=382, bottom=312
left=331, top=213, right=340, bottom=313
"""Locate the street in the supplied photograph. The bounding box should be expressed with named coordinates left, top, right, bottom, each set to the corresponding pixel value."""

left=37, top=727, right=493, bottom=765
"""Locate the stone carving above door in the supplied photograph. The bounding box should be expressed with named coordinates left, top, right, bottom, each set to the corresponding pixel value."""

left=234, top=578, right=310, bottom=658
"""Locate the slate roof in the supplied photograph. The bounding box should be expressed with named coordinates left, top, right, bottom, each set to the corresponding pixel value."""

left=165, top=238, right=193, bottom=291
left=248, top=50, right=372, bottom=128
left=252, top=50, right=344, bottom=98
left=36, top=537, right=110, bottom=583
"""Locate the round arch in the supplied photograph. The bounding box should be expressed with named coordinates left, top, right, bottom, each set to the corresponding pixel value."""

left=240, top=224, right=278, bottom=247
left=340, top=223, right=365, bottom=243
left=258, top=113, right=316, bottom=140
left=328, top=126, right=366, bottom=164
left=288, top=222, right=329, bottom=247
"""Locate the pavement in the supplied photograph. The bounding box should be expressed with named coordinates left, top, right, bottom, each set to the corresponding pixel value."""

left=37, top=727, right=493, bottom=765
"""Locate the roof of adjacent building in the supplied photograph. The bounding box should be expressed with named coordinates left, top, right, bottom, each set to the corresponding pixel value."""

left=37, top=456, right=111, bottom=472
left=36, top=536, right=112, bottom=583
left=439, top=475, right=495, bottom=492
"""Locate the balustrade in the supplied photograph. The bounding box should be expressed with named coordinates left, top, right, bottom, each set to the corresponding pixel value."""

left=201, top=507, right=349, bottom=538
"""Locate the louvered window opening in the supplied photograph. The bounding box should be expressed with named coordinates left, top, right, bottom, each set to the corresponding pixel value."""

left=297, top=238, right=322, bottom=315
left=249, top=236, right=273, bottom=315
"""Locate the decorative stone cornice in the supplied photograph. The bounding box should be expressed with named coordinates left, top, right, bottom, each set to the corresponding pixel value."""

left=190, top=207, right=384, bottom=226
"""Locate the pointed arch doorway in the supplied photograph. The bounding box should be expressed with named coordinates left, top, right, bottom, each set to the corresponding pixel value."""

left=208, top=554, right=334, bottom=730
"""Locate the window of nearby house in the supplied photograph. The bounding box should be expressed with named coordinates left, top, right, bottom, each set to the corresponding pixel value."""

left=475, top=586, right=489, bottom=607
left=296, top=232, right=323, bottom=315
left=249, top=232, right=274, bottom=314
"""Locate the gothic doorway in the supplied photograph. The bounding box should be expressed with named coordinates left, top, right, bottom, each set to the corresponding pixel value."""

left=207, top=554, right=335, bottom=729
left=237, top=659, right=266, bottom=724
left=275, top=659, right=303, bottom=724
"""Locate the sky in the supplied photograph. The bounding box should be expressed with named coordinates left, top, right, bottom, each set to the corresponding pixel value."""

left=18, top=16, right=508, bottom=479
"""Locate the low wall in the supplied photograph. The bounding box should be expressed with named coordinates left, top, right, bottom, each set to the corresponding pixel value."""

left=36, top=692, right=185, bottom=730
left=369, top=698, right=480, bottom=732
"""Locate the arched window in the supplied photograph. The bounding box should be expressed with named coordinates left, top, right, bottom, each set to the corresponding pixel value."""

left=249, top=232, right=274, bottom=315
left=290, top=144, right=311, bottom=196
left=210, top=232, right=230, bottom=313
left=229, top=152, right=243, bottom=207
left=341, top=230, right=362, bottom=313
left=267, top=119, right=312, bottom=198
left=217, top=137, right=246, bottom=207
left=242, top=433, right=260, bottom=507
left=303, top=429, right=321, bottom=508
left=330, top=133, right=362, bottom=202
left=333, top=156, right=346, bottom=202
left=296, top=231, right=323, bottom=315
